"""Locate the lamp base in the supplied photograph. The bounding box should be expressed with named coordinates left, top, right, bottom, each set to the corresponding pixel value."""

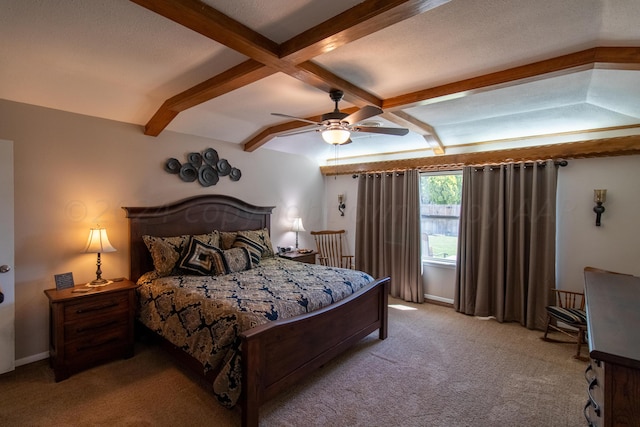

left=86, top=279, right=113, bottom=288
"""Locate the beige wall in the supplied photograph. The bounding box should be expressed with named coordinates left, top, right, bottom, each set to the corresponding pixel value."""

left=0, top=99, right=325, bottom=361
left=556, top=155, right=640, bottom=287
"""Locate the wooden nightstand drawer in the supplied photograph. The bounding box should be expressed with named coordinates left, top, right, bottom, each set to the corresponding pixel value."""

left=64, top=315, right=128, bottom=341
left=64, top=326, right=129, bottom=362
left=44, top=280, right=138, bottom=381
left=64, top=292, right=129, bottom=322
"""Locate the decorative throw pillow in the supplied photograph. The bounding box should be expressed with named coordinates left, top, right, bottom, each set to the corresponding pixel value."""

left=232, top=233, right=264, bottom=266
left=256, top=228, right=275, bottom=258
left=236, top=228, right=275, bottom=258
left=222, top=247, right=252, bottom=273
left=219, top=231, right=238, bottom=250
left=143, top=231, right=220, bottom=276
left=178, top=237, right=226, bottom=276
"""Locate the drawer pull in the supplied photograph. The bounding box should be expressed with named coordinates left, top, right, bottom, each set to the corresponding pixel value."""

left=587, top=377, right=601, bottom=417
left=76, top=337, right=120, bottom=352
left=583, top=400, right=597, bottom=427
left=584, top=364, right=594, bottom=383
left=76, top=320, right=118, bottom=333
left=75, top=301, right=119, bottom=314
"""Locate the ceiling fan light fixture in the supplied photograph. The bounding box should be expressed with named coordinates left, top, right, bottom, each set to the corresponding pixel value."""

left=321, top=128, right=351, bottom=145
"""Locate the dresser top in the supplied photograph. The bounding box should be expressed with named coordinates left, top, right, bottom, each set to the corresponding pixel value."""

left=585, top=270, right=640, bottom=369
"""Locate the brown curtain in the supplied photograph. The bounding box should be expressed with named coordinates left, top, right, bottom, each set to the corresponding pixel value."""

left=455, top=160, right=558, bottom=329
left=355, top=169, right=423, bottom=303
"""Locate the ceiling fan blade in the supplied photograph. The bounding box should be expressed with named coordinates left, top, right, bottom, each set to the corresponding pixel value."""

left=353, top=126, right=409, bottom=136
left=278, top=127, right=320, bottom=137
left=271, top=113, right=321, bottom=125
left=344, top=105, right=383, bottom=125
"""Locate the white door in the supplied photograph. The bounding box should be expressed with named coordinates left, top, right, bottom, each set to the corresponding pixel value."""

left=0, top=139, right=15, bottom=374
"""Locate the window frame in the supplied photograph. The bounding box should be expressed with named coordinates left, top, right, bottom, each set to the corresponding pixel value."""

left=419, top=170, right=462, bottom=266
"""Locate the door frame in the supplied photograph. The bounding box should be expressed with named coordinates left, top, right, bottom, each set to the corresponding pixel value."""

left=0, top=138, right=15, bottom=374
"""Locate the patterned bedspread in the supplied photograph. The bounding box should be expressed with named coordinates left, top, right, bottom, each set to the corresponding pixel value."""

left=136, top=256, right=374, bottom=407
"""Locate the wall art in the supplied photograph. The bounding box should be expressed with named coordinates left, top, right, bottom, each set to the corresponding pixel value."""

left=165, top=148, right=241, bottom=187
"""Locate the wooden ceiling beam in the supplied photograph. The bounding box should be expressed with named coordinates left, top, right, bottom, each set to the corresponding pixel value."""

left=136, top=2, right=639, bottom=159
left=243, top=123, right=315, bottom=154
left=279, top=0, right=450, bottom=63
left=130, top=0, right=280, bottom=66
left=383, top=47, right=640, bottom=110
left=133, top=0, right=441, bottom=137
left=143, top=60, right=275, bottom=136
left=383, top=111, right=445, bottom=154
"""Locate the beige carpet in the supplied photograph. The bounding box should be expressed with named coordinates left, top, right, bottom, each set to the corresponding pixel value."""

left=0, top=298, right=588, bottom=426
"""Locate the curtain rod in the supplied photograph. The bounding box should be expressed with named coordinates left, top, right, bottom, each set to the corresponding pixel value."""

left=471, top=159, right=568, bottom=171
left=352, top=172, right=406, bottom=178
left=352, top=160, right=568, bottom=178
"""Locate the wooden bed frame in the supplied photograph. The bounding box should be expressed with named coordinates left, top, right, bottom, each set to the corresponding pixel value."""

left=123, top=195, right=390, bottom=427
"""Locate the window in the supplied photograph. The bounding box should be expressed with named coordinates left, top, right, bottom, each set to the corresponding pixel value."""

left=420, top=171, right=462, bottom=264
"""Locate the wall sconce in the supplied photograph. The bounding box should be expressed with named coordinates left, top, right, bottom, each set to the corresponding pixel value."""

left=338, top=194, right=345, bottom=216
left=83, top=226, right=117, bottom=286
left=593, top=189, right=606, bottom=226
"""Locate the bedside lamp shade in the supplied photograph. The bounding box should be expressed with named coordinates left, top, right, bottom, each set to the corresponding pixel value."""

left=291, top=218, right=305, bottom=249
left=291, top=218, right=305, bottom=233
left=84, top=227, right=116, bottom=286
left=84, top=228, right=116, bottom=254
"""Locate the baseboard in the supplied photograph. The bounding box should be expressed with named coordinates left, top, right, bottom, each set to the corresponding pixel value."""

left=425, top=294, right=454, bottom=307
left=16, top=351, right=49, bottom=367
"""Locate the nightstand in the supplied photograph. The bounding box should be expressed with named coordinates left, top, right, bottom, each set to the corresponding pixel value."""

left=279, top=250, right=317, bottom=264
left=44, top=279, right=138, bottom=381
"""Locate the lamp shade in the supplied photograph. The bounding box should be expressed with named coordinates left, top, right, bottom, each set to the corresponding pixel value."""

left=291, top=218, right=305, bottom=232
left=321, top=128, right=351, bottom=145
left=83, top=227, right=117, bottom=253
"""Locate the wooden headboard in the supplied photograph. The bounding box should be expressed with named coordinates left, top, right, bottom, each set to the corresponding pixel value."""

left=122, top=195, right=274, bottom=282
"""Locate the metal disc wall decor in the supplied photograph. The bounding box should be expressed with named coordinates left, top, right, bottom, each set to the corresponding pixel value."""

left=165, top=148, right=241, bottom=187
left=179, top=163, right=198, bottom=182
left=187, top=152, right=203, bottom=168
left=229, top=167, right=242, bottom=181
left=198, top=165, right=219, bottom=186
left=203, top=148, right=219, bottom=166
left=217, top=159, right=231, bottom=176
left=165, top=158, right=181, bottom=174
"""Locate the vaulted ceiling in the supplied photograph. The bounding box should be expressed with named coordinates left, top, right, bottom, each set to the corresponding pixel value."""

left=2, top=0, right=640, bottom=173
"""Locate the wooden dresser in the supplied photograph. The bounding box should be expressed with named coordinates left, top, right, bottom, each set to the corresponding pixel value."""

left=44, top=279, right=138, bottom=381
left=583, top=270, right=640, bottom=427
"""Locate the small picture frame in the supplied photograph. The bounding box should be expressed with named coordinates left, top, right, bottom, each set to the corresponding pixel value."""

left=54, top=272, right=75, bottom=290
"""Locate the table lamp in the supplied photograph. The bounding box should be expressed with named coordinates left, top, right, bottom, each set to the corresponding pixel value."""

left=83, top=226, right=116, bottom=286
left=291, top=218, right=305, bottom=249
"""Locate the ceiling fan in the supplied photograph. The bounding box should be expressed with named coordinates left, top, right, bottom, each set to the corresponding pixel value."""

left=272, top=90, right=409, bottom=145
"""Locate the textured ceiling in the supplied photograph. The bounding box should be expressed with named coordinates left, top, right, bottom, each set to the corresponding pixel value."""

left=1, top=0, right=639, bottom=166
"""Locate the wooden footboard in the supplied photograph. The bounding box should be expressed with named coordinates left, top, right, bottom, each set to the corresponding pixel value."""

left=240, top=276, right=390, bottom=427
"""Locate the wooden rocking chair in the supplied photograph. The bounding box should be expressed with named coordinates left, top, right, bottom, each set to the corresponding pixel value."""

left=542, top=267, right=634, bottom=360
left=310, top=230, right=354, bottom=269
left=541, top=288, right=588, bottom=360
